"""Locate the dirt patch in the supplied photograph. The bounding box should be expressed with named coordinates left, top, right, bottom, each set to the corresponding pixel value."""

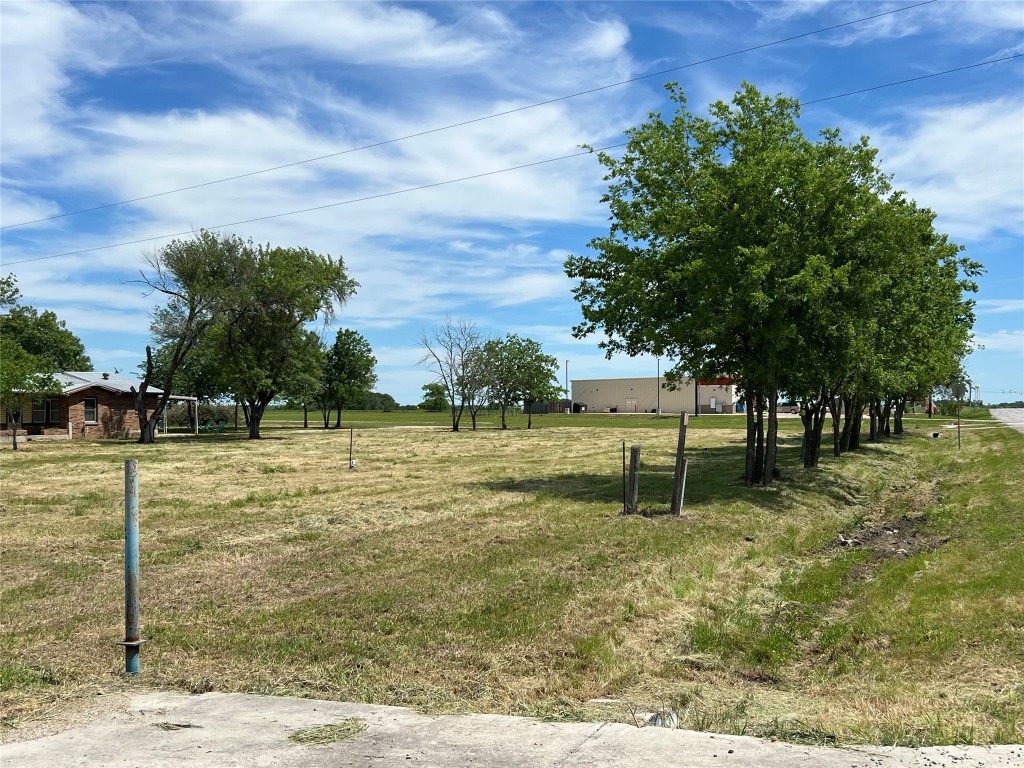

left=832, top=514, right=950, bottom=563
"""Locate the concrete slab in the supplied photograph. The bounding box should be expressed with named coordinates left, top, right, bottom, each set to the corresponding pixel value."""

left=3, top=692, right=1023, bottom=768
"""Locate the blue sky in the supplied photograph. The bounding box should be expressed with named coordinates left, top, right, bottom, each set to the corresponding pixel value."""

left=1, top=0, right=1022, bottom=406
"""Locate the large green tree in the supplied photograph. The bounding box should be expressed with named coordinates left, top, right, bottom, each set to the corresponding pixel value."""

left=135, top=230, right=252, bottom=443
left=1, top=306, right=91, bottom=371
left=419, top=382, right=449, bottom=412
left=0, top=334, right=58, bottom=451
left=565, top=82, right=978, bottom=485
left=214, top=245, right=356, bottom=439
left=320, top=328, right=377, bottom=428
left=567, top=83, right=812, bottom=484
left=0, top=275, right=72, bottom=450
left=482, top=334, right=559, bottom=429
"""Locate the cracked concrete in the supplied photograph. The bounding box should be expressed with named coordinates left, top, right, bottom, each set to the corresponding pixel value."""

left=3, top=692, right=1023, bottom=767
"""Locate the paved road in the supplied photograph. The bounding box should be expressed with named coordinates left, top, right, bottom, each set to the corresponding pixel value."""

left=3, top=692, right=1023, bottom=768
left=991, top=408, right=1024, bottom=435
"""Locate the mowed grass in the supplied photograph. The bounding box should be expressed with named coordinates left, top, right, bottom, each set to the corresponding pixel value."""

left=1, top=411, right=1021, bottom=746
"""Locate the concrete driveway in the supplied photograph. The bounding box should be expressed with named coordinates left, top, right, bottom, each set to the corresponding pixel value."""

left=3, top=692, right=1023, bottom=768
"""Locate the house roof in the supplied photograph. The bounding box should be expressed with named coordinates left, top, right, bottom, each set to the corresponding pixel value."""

left=57, top=372, right=164, bottom=396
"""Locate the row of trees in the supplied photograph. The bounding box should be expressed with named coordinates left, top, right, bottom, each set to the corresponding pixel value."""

left=0, top=274, right=92, bottom=449
left=137, top=230, right=356, bottom=441
left=566, top=83, right=980, bottom=486
left=418, top=317, right=562, bottom=431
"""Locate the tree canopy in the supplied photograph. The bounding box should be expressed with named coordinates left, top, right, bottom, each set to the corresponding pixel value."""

left=0, top=275, right=67, bottom=450
left=482, top=334, right=561, bottom=429
left=2, top=305, right=91, bottom=371
left=318, top=328, right=377, bottom=428
left=137, top=230, right=357, bottom=441
left=566, top=82, right=980, bottom=485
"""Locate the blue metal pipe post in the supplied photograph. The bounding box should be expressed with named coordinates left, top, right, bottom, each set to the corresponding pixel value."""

left=117, top=459, right=143, bottom=674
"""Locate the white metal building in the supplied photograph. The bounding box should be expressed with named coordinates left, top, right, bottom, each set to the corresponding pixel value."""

left=571, top=376, right=739, bottom=414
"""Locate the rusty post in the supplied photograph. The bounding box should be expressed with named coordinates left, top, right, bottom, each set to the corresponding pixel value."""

left=116, top=459, right=143, bottom=674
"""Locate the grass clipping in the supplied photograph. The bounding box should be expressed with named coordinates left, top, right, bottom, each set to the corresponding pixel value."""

left=288, top=718, right=367, bottom=746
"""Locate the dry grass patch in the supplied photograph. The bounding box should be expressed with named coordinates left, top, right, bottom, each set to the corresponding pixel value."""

left=2, top=417, right=1021, bottom=746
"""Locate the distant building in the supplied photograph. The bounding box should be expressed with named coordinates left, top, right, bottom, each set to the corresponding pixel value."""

left=2, top=371, right=194, bottom=440
left=570, top=376, right=738, bottom=414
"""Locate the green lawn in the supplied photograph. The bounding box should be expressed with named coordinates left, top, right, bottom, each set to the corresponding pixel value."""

left=1, top=410, right=1020, bottom=746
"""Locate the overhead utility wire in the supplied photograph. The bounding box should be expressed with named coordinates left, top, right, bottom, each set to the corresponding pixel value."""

left=1, top=0, right=939, bottom=231
left=4, top=52, right=1020, bottom=268
left=3, top=144, right=628, bottom=264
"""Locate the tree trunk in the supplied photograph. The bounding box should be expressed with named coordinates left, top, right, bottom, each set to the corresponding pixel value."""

left=744, top=394, right=757, bottom=486
left=840, top=393, right=856, bottom=452
left=850, top=402, right=865, bottom=451
left=894, top=395, right=906, bottom=435
left=799, top=399, right=814, bottom=466
left=10, top=412, right=19, bottom=451
left=762, top=388, right=779, bottom=486
left=828, top=394, right=842, bottom=458
left=303, top=404, right=308, bottom=429
left=799, top=388, right=831, bottom=468
left=450, top=402, right=464, bottom=432
left=527, top=402, right=534, bottom=430
left=754, top=403, right=765, bottom=485
left=868, top=400, right=879, bottom=442
left=335, top=401, right=342, bottom=429
left=247, top=394, right=272, bottom=439
left=500, top=405, right=508, bottom=429
left=881, top=396, right=893, bottom=437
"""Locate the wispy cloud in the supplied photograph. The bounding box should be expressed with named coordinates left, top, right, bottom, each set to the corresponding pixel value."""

left=861, top=98, right=1024, bottom=240
left=976, top=299, right=1024, bottom=314
left=974, top=330, right=1024, bottom=355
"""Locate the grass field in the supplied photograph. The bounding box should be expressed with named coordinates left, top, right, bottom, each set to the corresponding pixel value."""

left=1, top=409, right=1021, bottom=746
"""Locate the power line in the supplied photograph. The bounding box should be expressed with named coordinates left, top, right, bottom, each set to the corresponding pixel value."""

left=2, top=144, right=627, bottom=264
left=0, top=0, right=940, bottom=231
left=4, top=52, right=1021, bottom=268
left=803, top=53, right=1023, bottom=104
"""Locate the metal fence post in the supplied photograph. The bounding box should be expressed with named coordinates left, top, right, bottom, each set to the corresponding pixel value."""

left=627, top=444, right=641, bottom=514
left=116, top=459, right=143, bottom=674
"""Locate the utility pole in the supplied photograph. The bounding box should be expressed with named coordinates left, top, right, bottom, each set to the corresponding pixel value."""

left=693, top=378, right=700, bottom=417
left=565, top=359, right=570, bottom=414
left=656, top=357, right=661, bottom=415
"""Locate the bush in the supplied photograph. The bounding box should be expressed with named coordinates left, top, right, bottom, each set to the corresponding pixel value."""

left=164, top=402, right=234, bottom=427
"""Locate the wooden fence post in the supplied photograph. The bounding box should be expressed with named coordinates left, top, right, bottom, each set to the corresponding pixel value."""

left=670, top=412, right=690, bottom=515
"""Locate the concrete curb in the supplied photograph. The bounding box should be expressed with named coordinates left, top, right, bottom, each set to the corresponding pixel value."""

left=3, top=692, right=1023, bottom=767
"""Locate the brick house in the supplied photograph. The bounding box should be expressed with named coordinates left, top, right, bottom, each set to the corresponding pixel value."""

left=2, top=372, right=167, bottom=439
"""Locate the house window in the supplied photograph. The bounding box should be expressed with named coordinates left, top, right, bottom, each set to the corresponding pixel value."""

left=32, top=400, right=46, bottom=423
left=84, top=398, right=98, bottom=423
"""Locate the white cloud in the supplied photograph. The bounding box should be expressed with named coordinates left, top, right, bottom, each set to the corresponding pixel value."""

left=0, top=185, right=61, bottom=228
left=865, top=98, right=1024, bottom=239
left=976, top=298, right=1024, bottom=314
left=974, top=330, right=1024, bottom=354
left=49, top=306, right=152, bottom=335
left=572, top=17, right=631, bottom=60
left=0, top=1, right=137, bottom=163
left=229, top=1, right=499, bottom=68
